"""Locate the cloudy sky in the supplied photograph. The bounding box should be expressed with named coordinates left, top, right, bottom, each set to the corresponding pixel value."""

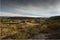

left=0, top=0, right=60, bottom=17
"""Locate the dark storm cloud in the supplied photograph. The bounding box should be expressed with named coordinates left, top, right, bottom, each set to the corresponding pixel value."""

left=1, top=0, right=57, bottom=5
left=1, top=0, right=58, bottom=12
left=0, top=0, right=60, bottom=17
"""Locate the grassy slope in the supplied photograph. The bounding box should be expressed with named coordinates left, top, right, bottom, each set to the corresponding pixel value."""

left=0, top=16, right=60, bottom=39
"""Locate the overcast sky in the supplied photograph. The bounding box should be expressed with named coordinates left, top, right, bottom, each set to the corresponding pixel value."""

left=0, top=0, right=60, bottom=17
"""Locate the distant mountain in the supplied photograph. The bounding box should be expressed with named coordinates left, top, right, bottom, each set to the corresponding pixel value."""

left=0, top=16, right=60, bottom=21
left=49, top=16, right=60, bottom=20
left=0, top=17, right=41, bottom=19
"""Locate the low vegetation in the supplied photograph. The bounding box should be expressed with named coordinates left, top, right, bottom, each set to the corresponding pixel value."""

left=0, top=16, right=60, bottom=39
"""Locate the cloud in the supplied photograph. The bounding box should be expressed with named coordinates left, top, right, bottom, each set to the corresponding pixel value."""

left=0, top=4, right=60, bottom=17
left=0, top=0, right=60, bottom=17
left=0, top=12, right=21, bottom=16
left=14, top=5, right=60, bottom=17
left=0, top=12, right=41, bottom=17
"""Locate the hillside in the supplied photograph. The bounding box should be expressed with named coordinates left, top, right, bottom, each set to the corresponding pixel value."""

left=0, top=16, right=60, bottom=39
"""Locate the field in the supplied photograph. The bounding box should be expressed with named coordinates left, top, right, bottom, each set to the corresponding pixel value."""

left=0, top=16, right=60, bottom=39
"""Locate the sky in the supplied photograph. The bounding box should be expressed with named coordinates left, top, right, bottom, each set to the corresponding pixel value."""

left=0, top=0, right=60, bottom=17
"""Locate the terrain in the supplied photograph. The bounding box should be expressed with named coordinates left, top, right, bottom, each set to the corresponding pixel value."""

left=0, top=16, right=60, bottom=39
